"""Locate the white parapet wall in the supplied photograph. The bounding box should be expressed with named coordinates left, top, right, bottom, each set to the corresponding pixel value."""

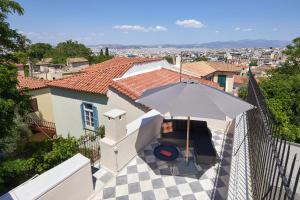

left=100, top=109, right=163, bottom=173
left=0, top=154, right=94, bottom=200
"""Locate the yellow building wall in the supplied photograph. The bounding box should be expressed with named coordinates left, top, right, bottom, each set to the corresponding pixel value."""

left=27, top=87, right=54, bottom=123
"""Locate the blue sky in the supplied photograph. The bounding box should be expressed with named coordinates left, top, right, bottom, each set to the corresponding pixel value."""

left=9, top=0, right=300, bottom=45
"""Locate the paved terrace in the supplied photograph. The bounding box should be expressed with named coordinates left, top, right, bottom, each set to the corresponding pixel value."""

left=91, top=114, right=253, bottom=200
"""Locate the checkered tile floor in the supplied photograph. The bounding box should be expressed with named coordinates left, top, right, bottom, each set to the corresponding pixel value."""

left=100, top=130, right=233, bottom=200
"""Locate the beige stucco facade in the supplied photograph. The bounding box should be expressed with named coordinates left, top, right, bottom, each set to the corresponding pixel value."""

left=26, top=87, right=54, bottom=123
left=210, top=72, right=234, bottom=93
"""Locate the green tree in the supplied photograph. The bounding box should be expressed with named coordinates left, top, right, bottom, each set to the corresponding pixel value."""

left=28, top=43, right=52, bottom=60
left=194, top=56, right=208, bottom=62
left=249, top=59, right=258, bottom=66
left=163, top=56, right=174, bottom=64
left=0, top=63, right=31, bottom=153
left=90, top=54, right=113, bottom=64
left=0, top=0, right=29, bottom=62
left=0, top=0, right=31, bottom=153
left=46, top=40, right=92, bottom=64
left=0, top=137, right=78, bottom=193
left=260, top=37, right=300, bottom=143
left=99, top=49, right=104, bottom=56
left=105, top=47, right=109, bottom=56
left=12, top=51, right=28, bottom=64
left=238, top=86, right=247, bottom=100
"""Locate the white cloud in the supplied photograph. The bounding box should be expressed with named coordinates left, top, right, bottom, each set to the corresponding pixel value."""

left=272, top=28, right=278, bottom=31
left=149, top=26, right=167, bottom=32
left=215, top=30, right=220, bottom=33
left=176, top=19, right=205, bottom=29
left=235, top=27, right=253, bottom=32
left=242, top=28, right=253, bottom=32
left=113, top=25, right=167, bottom=32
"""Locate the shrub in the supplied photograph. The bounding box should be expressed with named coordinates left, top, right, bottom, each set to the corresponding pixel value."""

left=0, top=136, right=78, bottom=194
left=96, top=125, right=105, bottom=138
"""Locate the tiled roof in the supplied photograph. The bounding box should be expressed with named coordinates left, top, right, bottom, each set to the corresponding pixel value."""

left=183, top=62, right=216, bottom=77
left=110, top=68, right=222, bottom=100
left=183, top=61, right=242, bottom=77
left=47, top=57, right=163, bottom=94
left=233, top=75, right=248, bottom=85
left=81, top=57, right=162, bottom=73
left=17, top=75, right=48, bottom=90
left=207, top=61, right=242, bottom=72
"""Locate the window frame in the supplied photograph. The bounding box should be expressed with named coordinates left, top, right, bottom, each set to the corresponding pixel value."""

left=83, top=103, right=95, bottom=130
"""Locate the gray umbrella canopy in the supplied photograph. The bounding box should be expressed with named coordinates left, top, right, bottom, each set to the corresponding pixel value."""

left=136, top=80, right=254, bottom=162
left=136, top=80, right=254, bottom=121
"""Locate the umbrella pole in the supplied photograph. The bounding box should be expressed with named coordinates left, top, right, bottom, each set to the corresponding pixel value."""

left=186, top=116, right=190, bottom=163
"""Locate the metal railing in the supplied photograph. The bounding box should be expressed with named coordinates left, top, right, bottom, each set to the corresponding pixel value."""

left=76, top=131, right=101, bottom=166
left=246, top=70, right=300, bottom=200
left=25, top=115, right=56, bottom=138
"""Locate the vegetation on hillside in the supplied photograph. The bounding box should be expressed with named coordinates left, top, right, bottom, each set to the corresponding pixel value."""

left=0, top=137, right=78, bottom=194
left=260, top=37, right=300, bottom=143
left=194, top=56, right=208, bottom=62
left=0, top=1, right=84, bottom=194
left=13, top=40, right=113, bottom=65
left=45, top=40, right=92, bottom=64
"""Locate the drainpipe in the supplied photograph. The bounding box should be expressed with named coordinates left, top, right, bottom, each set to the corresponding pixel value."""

left=113, top=146, right=118, bottom=172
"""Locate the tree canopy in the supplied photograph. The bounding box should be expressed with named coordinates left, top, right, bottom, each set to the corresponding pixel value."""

left=45, top=40, right=92, bottom=64
left=260, top=37, right=300, bottom=143
left=0, top=0, right=28, bottom=62
left=194, top=56, right=208, bottom=62
left=28, top=43, right=53, bottom=60
left=0, top=0, right=31, bottom=153
left=249, top=59, right=258, bottom=66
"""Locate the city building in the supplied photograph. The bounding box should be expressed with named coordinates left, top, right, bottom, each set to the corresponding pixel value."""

left=181, top=61, right=242, bottom=93
left=47, top=57, right=170, bottom=137
left=17, top=75, right=56, bottom=139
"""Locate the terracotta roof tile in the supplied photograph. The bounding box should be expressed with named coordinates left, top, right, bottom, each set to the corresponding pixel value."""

left=110, top=68, right=222, bottom=100
left=81, top=57, right=162, bottom=73
left=47, top=57, right=163, bottom=94
left=233, top=75, right=248, bottom=85
left=17, top=75, right=48, bottom=90
left=183, top=61, right=242, bottom=77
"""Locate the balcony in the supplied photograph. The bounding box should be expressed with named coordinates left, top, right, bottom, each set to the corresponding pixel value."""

left=25, top=115, right=56, bottom=139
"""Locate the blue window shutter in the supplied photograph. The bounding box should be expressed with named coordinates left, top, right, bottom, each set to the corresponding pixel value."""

left=80, top=103, right=85, bottom=129
left=92, top=105, right=99, bottom=130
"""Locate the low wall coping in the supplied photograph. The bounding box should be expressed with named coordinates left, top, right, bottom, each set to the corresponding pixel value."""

left=2, top=154, right=90, bottom=200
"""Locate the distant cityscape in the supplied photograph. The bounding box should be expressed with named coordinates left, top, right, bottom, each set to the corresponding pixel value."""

left=89, top=40, right=287, bottom=68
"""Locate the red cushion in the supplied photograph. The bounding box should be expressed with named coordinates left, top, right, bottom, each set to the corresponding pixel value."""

left=160, top=149, right=172, bottom=157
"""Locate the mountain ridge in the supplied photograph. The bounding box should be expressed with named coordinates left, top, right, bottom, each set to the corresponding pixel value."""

left=88, top=39, right=290, bottom=49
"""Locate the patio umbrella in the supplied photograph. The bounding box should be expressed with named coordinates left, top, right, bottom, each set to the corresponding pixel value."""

left=136, top=80, right=254, bottom=162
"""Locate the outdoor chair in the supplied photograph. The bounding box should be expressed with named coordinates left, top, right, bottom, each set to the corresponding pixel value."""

left=159, top=119, right=217, bottom=165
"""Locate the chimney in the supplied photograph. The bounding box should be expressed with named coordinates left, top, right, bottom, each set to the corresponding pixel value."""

left=103, top=109, right=127, bottom=142
left=175, top=55, right=181, bottom=68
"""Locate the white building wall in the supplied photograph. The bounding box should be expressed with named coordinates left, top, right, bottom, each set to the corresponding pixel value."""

left=106, top=88, right=148, bottom=123
left=122, top=60, right=170, bottom=78
left=50, top=88, right=109, bottom=138
left=0, top=154, right=93, bottom=200
left=100, top=110, right=163, bottom=173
